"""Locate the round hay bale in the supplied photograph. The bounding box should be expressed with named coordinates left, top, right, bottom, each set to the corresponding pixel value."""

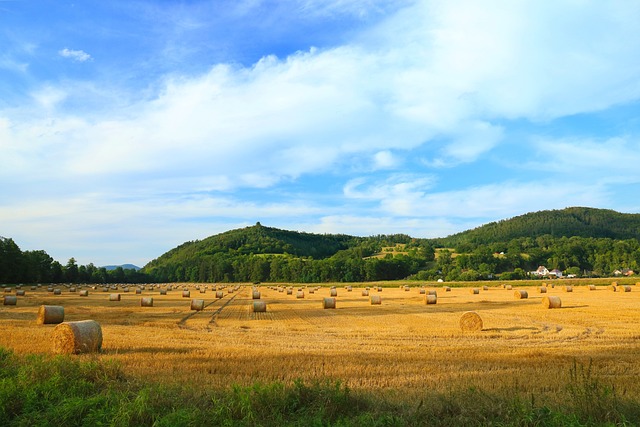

left=419, top=289, right=426, bottom=294
left=459, top=311, right=483, bottom=332
left=427, top=290, right=437, bottom=296
left=159, top=289, right=167, bottom=295
left=69, top=287, right=76, bottom=293
left=330, top=288, right=338, bottom=297
left=323, top=297, right=336, bottom=309
left=182, top=290, right=191, bottom=298
left=514, top=290, right=528, bottom=299
left=3, top=295, right=17, bottom=305
left=109, top=293, right=121, bottom=301
left=588, top=285, right=596, bottom=291
left=36, top=305, right=64, bottom=324
left=620, top=285, right=632, bottom=292
left=53, top=289, right=62, bottom=295
left=482, top=286, right=489, bottom=291
left=347, top=286, right=353, bottom=292
left=51, top=320, right=102, bottom=354
left=370, top=295, right=382, bottom=305
left=377, top=287, right=383, bottom=292
left=16, top=289, right=25, bottom=296
left=79, top=289, right=89, bottom=296
left=286, top=289, right=293, bottom=295
left=252, top=301, right=267, bottom=312
left=538, top=286, right=547, bottom=293
left=135, top=289, right=142, bottom=295
left=215, top=291, right=224, bottom=299
left=444, top=286, right=451, bottom=292
left=403, top=286, right=410, bottom=292
left=425, top=295, right=437, bottom=305
left=252, top=291, right=261, bottom=299
left=190, top=299, right=205, bottom=311
left=564, top=286, right=573, bottom=293
left=296, top=291, right=304, bottom=299
left=610, top=285, right=618, bottom=292
left=361, top=290, right=369, bottom=296
left=542, top=295, right=562, bottom=309
left=140, top=297, right=154, bottom=307
left=470, top=288, right=480, bottom=294
left=505, top=285, right=513, bottom=290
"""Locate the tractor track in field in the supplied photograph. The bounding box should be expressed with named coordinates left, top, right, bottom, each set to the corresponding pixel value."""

left=209, top=292, right=242, bottom=325
left=177, top=291, right=240, bottom=328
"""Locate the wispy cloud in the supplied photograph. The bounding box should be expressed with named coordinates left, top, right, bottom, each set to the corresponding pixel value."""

left=59, top=48, right=92, bottom=62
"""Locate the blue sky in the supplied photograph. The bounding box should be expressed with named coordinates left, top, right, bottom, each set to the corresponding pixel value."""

left=2, top=0, right=640, bottom=267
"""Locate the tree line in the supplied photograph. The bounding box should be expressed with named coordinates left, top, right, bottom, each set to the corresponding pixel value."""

left=0, top=237, right=150, bottom=284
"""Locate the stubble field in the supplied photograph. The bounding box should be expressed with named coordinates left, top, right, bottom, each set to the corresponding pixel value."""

left=2, top=280, right=640, bottom=404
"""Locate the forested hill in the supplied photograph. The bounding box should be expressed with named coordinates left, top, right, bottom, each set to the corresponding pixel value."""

left=141, top=224, right=424, bottom=283
left=145, top=222, right=360, bottom=266
left=434, top=207, right=640, bottom=247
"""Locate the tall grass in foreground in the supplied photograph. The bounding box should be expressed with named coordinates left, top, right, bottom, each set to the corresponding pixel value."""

left=1, top=347, right=639, bottom=426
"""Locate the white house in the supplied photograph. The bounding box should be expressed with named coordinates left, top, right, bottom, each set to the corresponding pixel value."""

left=531, top=266, right=550, bottom=277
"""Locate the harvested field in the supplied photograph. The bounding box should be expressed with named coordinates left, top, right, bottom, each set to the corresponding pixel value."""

left=1, top=282, right=640, bottom=403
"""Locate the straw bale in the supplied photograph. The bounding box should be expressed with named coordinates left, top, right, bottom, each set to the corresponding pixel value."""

left=330, top=289, right=337, bottom=297
left=514, top=290, right=528, bottom=299
left=36, top=305, right=64, bottom=324
left=109, top=293, right=121, bottom=301
left=564, top=286, right=573, bottom=292
left=505, top=285, right=512, bottom=290
left=323, top=297, right=336, bottom=309
left=51, top=320, right=102, bottom=354
left=182, top=290, right=191, bottom=298
left=252, top=301, right=267, bottom=312
left=296, top=291, right=304, bottom=299
left=3, top=295, right=17, bottom=305
left=362, top=290, right=369, bottom=296
left=425, top=295, right=437, bottom=305
left=609, top=285, right=617, bottom=292
left=140, top=297, right=154, bottom=307
left=252, top=291, right=261, bottom=299
left=620, top=285, right=632, bottom=292
left=53, top=289, right=62, bottom=295
left=470, top=288, right=480, bottom=294
left=419, top=289, right=426, bottom=294
left=444, top=286, right=451, bottom=292
left=159, top=289, right=167, bottom=295
left=588, top=285, right=596, bottom=291
left=190, top=299, right=205, bottom=311
left=16, top=290, right=25, bottom=296
left=215, top=291, right=224, bottom=298
left=459, top=311, right=483, bottom=331
left=483, top=286, right=489, bottom=291
left=538, top=286, right=547, bottom=293
left=542, top=295, right=562, bottom=309
left=370, top=295, right=382, bottom=305
left=427, top=290, right=437, bottom=296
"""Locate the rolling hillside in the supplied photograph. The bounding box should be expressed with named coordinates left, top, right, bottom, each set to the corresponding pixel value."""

left=434, top=207, right=640, bottom=247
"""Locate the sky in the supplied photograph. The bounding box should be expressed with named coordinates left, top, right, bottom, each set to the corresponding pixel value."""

left=2, top=0, right=640, bottom=267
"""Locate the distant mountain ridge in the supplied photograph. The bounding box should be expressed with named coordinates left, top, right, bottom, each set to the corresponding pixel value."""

left=102, top=264, right=141, bottom=271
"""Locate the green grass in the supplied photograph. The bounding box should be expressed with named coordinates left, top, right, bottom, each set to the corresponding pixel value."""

left=1, top=347, right=639, bottom=426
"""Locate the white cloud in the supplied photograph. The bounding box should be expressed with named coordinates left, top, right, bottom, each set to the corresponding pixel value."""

left=345, top=175, right=609, bottom=219
left=59, top=48, right=92, bottom=62
left=530, top=136, right=640, bottom=177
